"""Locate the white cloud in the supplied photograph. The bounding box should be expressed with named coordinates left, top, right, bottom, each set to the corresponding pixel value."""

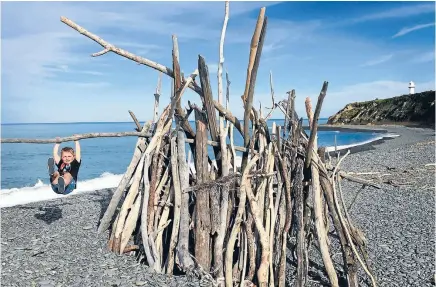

left=411, top=51, right=435, bottom=63
left=392, top=22, right=435, bottom=38
left=352, top=3, right=435, bottom=23
left=360, top=54, right=394, bottom=67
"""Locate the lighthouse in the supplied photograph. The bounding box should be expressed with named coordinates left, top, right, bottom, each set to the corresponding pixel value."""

left=409, top=81, right=415, bottom=95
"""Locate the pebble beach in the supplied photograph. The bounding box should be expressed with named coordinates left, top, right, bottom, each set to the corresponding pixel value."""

left=1, top=125, right=435, bottom=287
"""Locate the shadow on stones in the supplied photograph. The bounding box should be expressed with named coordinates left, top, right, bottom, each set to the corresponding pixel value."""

left=17, top=203, right=77, bottom=224
left=34, top=206, right=63, bottom=224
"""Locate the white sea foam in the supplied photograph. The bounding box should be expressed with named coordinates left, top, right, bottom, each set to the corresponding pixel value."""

left=0, top=172, right=124, bottom=208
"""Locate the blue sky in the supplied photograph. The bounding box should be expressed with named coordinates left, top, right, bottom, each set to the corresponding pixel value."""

left=1, top=1, right=435, bottom=123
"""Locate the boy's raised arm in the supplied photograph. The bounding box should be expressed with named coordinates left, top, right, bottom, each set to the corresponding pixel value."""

left=53, top=138, right=61, bottom=164
left=75, top=139, right=81, bottom=162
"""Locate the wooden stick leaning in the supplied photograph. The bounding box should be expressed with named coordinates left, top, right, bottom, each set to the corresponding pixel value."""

left=225, top=154, right=259, bottom=287
left=306, top=93, right=339, bottom=287
left=60, top=16, right=244, bottom=137
left=153, top=72, right=162, bottom=124
left=97, top=122, right=152, bottom=234
left=166, top=136, right=182, bottom=274
left=214, top=3, right=230, bottom=276
left=242, top=13, right=268, bottom=170
left=128, top=110, right=142, bottom=131
left=215, top=4, right=230, bottom=272
left=115, top=151, right=147, bottom=254
left=331, top=151, right=378, bottom=287
left=175, top=130, right=195, bottom=271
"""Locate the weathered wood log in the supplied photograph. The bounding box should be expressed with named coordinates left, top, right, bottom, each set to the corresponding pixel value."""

left=1, top=132, right=152, bottom=144
left=294, top=153, right=308, bottom=287
left=198, top=55, right=222, bottom=172
left=153, top=72, right=162, bottom=124
left=331, top=152, right=377, bottom=286
left=225, top=154, right=259, bottom=287
left=305, top=92, right=339, bottom=286
left=119, top=184, right=142, bottom=254
left=148, top=141, right=167, bottom=234
left=339, top=171, right=382, bottom=189
left=276, top=151, right=293, bottom=287
left=166, top=136, right=182, bottom=274
left=312, top=155, right=339, bottom=286
left=242, top=14, right=267, bottom=171
left=305, top=81, right=328, bottom=169
left=245, top=167, right=271, bottom=286
left=97, top=122, right=152, bottom=234
left=155, top=184, right=172, bottom=265
left=140, top=152, right=157, bottom=270
left=114, top=150, right=147, bottom=254
left=319, top=173, right=358, bottom=287
left=194, top=109, right=211, bottom=271
left=242, top=7, right=265, bottom=103
left=128, top=110, right=142, bottom=131
left=215, top=19, right=231, bottom=270
left=175, top=130, right=195, bottom=271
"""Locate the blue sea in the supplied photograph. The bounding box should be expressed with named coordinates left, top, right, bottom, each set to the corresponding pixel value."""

left=0, top=119, right=388, bottom=207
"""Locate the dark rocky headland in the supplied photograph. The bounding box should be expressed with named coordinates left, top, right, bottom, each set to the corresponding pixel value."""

left=327, top=90, right=435, bottom=127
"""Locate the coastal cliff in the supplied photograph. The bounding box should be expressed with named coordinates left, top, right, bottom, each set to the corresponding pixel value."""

left=327, top=90, right=435, bottom=126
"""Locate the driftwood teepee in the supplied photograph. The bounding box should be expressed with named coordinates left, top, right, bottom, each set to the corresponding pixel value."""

left=2, top=4, right=378, bottom=287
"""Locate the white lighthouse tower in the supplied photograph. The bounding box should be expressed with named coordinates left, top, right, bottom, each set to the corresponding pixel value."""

left=408, top=81, right=415, bottom=95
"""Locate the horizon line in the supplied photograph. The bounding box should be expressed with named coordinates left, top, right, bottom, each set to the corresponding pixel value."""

left=1, top=118, right=329, bottom=125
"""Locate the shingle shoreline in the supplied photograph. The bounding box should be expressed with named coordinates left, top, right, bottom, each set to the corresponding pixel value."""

left=2, top=125, right=434, bottom=287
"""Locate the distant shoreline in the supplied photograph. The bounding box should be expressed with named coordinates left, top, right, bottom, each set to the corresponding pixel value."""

left=1, top=118, right=326, bottom=126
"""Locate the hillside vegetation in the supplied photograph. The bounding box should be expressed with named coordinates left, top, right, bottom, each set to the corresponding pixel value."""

left=327, top=90, right=435, bottom=126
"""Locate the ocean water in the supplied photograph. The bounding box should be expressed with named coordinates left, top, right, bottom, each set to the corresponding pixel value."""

left=0, top=119, right=385, bottom=207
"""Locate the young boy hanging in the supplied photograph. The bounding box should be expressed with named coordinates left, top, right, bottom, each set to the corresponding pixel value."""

left=48, top=137, right=82, bottom=194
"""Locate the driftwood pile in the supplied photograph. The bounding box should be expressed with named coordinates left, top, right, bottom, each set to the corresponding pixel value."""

left=1, top=4, right=378, bottom=287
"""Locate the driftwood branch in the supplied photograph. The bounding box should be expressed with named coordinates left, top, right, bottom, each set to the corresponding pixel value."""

left=128, top=110, right=142, bottom=131
left=305, top=81, right=328, bottom=169
left=60, top=16, right=244, bottom=137
left=1, top=132, right=152, bottom=143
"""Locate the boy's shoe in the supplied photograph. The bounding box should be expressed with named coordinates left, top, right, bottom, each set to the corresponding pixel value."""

left=58, top=177, right=66, bottom=194
left=48, top=158, right=55, bottom=176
